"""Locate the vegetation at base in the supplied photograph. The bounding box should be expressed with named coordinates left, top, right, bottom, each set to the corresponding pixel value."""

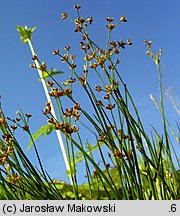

left=0, top=4, right=179, bottom=200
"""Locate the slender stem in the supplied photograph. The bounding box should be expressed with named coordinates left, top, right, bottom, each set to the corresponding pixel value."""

left=157, top=64, right=172, bottom=164
left=26, top=38, right=72, bottom=184
left=105, top=30, right=111, bottom=56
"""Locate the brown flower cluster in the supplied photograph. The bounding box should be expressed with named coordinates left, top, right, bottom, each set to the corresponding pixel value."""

left=99, top=132, right=106, bottom=142
left=0, top=111, right=14, bottom=168
left=64, top=103, right=81, bottom=121
left=78, top=76, right=86, bottom=86
left=112, top=149, right=125, bottom=158
left=94, top=82, right=119, bottom=111
left=144, top=40, right=162, bottom=66
left=43, top=102, right=52, bottom=115
left=82, top=39, right=132, bottom=72
left=112, top=149, right=133, bottom=160
left=106, top=103, right=115, bottom=111
left=106, top=16, right=127, bottom=31
left=0, top=133, right=14, bottom=168
left=49, top=88, right=72, bottom=98
left=0, top=116, right=6, bottom=126
left=44, top=100, right=81, bottom=136
left=61, top=4, right=93, bottom=33
left=9, top=173, right=20, bottom=184
left=84, top=51, right=96, bottom=61
left=54, top=122, right=79, bottom=135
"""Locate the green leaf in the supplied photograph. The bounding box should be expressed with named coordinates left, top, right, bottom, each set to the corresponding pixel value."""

left=27, top=124, right=54, bottom=151
left=41, top=68, right=64, bottom=80
left=16, top=25, right=36, bottom=43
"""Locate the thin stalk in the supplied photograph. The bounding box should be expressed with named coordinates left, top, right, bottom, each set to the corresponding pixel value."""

left=105, top=30, right=111, bottom=57
left=26, top=38, right=72, bottom=184
left=157, top=65, right=168, bottom=143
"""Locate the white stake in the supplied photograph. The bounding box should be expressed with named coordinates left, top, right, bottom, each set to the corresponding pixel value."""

left=27, top=38, right=72, bottom=185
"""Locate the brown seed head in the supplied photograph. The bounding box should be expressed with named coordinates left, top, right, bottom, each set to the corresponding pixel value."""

left=64, top=45, right=70, bottom=51
left=2, top=134, right=13, bottom=145
left=62, top=81, right=69, bottom=86
left=74, top=4, right=81, bottom=9
left=74, top=26, right=82, bottom=32
left=0, top=156, right=7, bottom=165
left=68, top=77, right=76, bottom=84
left=69, top=63, right=77, bottom=70
left=32, top=54, right=38, bottom=60
left=54, top=122, right=62, bottom=130
left=0, top=117, right=6, bottom=125
left=47, top=118, right=55, bottom=124
left=96, top=100, right=103, bottom=107
left=47, top=81, right=54, bottom=87
left=16, top=111, right=20, bottom=115
left=116, top=59, right=120, bottom=65
left=10, top=125, right=18, bottom=130
left=64, top=88, right=72, bottom=96
left=70, top=55, right=76, bottom=61
left=15, top=118, right=21, bottom=122
left=74, top=18, right=85, bottom=26
left=61, top=12, right=68, bottom=20
left=105, top=85, right=113, bottom=93
left=113, top=47, right=120, bottom=54
left=104, top=93, right=110, bottom=100
left=30, top=63, right=37, bottom=68
left=99, top=132, right=106, bottom=142
left=53, top=49, right=59, bottom=55
left=96, top=55, right=106, bottom=66
left=110, top=41, right=117, bottom=48
left=25, top=113, right=32, bottom=118
left=113, top=149, right=125, bottom=158
left=87, top=17, right=93, bottom=24
left=126, top=39, right=132, bottom=45
left=73, top=111, right=80, bottom=121
left=106, top=23, right=115, bottom=30
left=90, top=62, right=98, bottom=69
left=79, top=76, right=86, bottom=85
left=106, top=17, right=114, bottom=22
left=61, top=54, right=68, bottom=62
left=11, top=173, right=20, bottom=184
left=118, top=40, right=126, bottom=49
left=22, top=124, right=29, bottom=132
left=106, top=104, right=115, bottom=110
left=49, top=88, right=64, bottom=98
left=43, top=105, right=51, bottom=115
left=74, top=102, right=81, bottom=110
left=40, top=63, right=47, bottom=71
left=95, top=85, right=101, bottom=92
left=109, top=64, right=115, bottom=70
left=120, top=16, right=127, bottom=22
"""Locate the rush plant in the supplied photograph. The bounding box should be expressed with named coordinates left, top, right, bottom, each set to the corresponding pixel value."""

left=0, top=4, right=179, bottom=200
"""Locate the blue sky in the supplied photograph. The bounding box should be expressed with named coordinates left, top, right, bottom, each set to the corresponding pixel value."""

left=0, top=0, right=179, bottom=183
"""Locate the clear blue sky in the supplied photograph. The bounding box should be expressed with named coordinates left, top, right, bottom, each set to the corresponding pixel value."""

left=0, top=0, right=179, bottom=183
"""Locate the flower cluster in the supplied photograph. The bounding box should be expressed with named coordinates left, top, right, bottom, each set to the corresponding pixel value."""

left=49, top=88, right=72, bottom=98
left=0, top=111, right=21, bottom=184
left=144, top=40, right=162, bottom=66
left=64, top=103, right=81, bottom=121
left=43, top=101, right=81, bottom=136
left=0, top=134, right=14, bottom=166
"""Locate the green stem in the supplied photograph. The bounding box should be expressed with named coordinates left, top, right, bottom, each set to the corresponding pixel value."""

left=157, top=64, right=170, bottom=154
